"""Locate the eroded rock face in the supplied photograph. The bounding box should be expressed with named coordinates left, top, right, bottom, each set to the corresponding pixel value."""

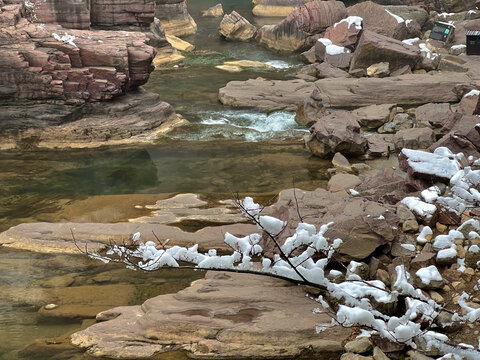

left=71, top=272, right=352, bottom=359
left=350, top=30, right=421, bottom=72
left=302, top=73, right=472, bottom=109
left=154, top=0, right=197, bottom=36
left=307, top=111, right=367, bottom=158
left=219, top=11, right=257, bottom=41
left=256, top=0, right=347, bottom=52
left=347, top=1, right=407, bottom=40
left=218, top=78, right=316, bottom=111
left=0, top=22, right=155, bottom=103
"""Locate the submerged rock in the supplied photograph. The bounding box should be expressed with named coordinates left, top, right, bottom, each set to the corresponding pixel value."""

left=71, top=272, right=352, bottom=359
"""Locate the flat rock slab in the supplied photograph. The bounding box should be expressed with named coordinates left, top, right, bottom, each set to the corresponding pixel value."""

left=71, top=271, right=351, bottom=359
left=130, top=193, right=246, bottom=224
left=310, top=73, right=474, bottom=108
left=219, top=79, right=316, bottom=111
left=0, top=221, right=258, bottom=254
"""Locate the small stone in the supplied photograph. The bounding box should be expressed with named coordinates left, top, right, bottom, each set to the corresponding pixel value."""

left=452, top=281, right=465, bottom=291
left=372, top=347, right=389, bottom=360
left=344, top=337, right=373, bottom=354
left=367, top=62, right=390, bottom=78
left=436, top=222, right=447, bottom=232
left=375, top=269, right=391, bottom=287
left=429, top=290, right=444, bottom=304
left=402, top=219, right=419, bottom=233
left=44, top=303, right=58, bottom=310
left=465, top=267, right=475, bottom=275
left=347, top=262, right=370, bottom=280
left=340, top=353, right=373, bottom=360
left=406, top=349, right=435, bottom=360
left=456, top=245, right=466, bottom=259
left=201, top=3, right=224, bottom=17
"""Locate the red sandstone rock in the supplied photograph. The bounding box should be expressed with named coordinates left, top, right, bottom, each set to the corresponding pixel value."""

left=323, top=19, right=362, bottom=50
left=256, top=0, right=347, bottom=52
left=347, top=1, right=407, bottom=40
left=0, top=21, right=156, bottom=103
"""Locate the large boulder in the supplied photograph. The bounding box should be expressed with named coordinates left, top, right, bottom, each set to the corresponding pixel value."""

left=347, top=1, right=407, bottom=40
left=306, top=111, right=367, bottom=158
left=301, top=73, right=473, bottom=109
left=393, top=127, right=435, bottom=150
left=154, top=0, right=197, bottom=36
left=323, top=16, right=363, bottom=50
left=252, top=0, right=311, bottom=17
left=428, top=132, right=480, bottom=159
left=71, top=272, right=352, bottom=359
left=218, top=78, right=316, bottom=111
left=262, top=187, right=399, bottom=260
left=219, top=11, right=257, bottom=41
left=352, top=103, right=396, bottom=129
left=443, top=114, right=480, bottom=148
left=256, top=0, right=347, bottom=52
left=349, top=30, right=421, bottom=72
left=415, top=103, right=461, bottom=129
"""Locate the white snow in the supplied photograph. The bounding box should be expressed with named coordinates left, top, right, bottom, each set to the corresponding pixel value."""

left=437, top=248, right=457, bottom=260
left=439, top=12, right=454, bottom=17
left=385, top=9, right=404, bottom=23
left=349, top=189, right=360, bottom=196
left=259, top=215, right=285, bottom=235
left=401, top=244, right=416, bottom=252
left=334, top=16, right=363, bottom=30
left=464, top=89, right=480, bottom=97
left=451, top=44, right=466, bottom=50
left=401, top=148, right=461, bottom=180
left=421, top=186, right=440, bottom=203
left=468, top=10, right=477, bottom=15
left=416, top=265, right=443, bottom=285
left=52, top=32, right=77, bottom=47
left=417, top=226, right=432, bottom=245
left=317, top=38, right=350, bottom=55
left=419, top=43, right=437, bottom=59
left=403, top=37, right=420, bottom=46
left=401, top=196, right=437, bottom=218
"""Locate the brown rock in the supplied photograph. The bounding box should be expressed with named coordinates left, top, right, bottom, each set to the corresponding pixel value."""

left=355, top=168, right=408, bottom=204
left=256, top=0, right=347, bottom=52
left=350, top=30, right=421, bottom=72
left=307, top=111, right=367, bottom=158
left=303, top=73, right=471, bottom=108
left=443, top=114, right=480, bottom=148
left=219, top=11, right=257, bottom=41
left=427, top=131, right=480, bottom=159
left=353, top=104, right=396, bottom=129
left=201, top=3, right=223, bottom=17
left=323, top=18, right=362, bottom=50
left=327, top=173, right=362, bottom=191
left=347, top=1, right=407, bottom=40
left=261, top=187, right=399, bottom=260
left=415, top=102, right=460, bottom=129
left=393, top=127, right=435, bottom=150
left=366, top=134, right=390, bottom=157
left=219, top=78, right=315, bottom=112
left=71, top=272, right=352, bottom=359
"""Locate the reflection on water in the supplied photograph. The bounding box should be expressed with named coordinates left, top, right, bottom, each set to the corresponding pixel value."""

left=0, top=141, right=329, bottom=232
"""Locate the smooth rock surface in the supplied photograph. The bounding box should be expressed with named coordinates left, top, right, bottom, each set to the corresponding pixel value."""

left=71, top=272, right=352, bottom=359
left=220, top=11, right=257, bottom=41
